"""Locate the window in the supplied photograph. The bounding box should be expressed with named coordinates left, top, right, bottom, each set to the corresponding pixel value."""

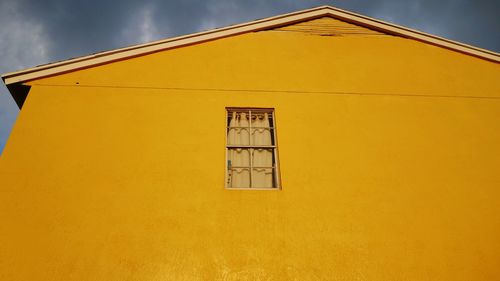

left=226, top=108, right=280, bottom=189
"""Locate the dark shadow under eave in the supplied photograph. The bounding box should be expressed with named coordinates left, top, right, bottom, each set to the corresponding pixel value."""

left=6, top=83, right=31, bottom=109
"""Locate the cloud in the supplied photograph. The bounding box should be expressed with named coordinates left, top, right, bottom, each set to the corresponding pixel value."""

left=118, top=4, right=163, bottom=45
left=0, top=1, right=51, bottom=72
left=137, top=5, right=162, bottom=43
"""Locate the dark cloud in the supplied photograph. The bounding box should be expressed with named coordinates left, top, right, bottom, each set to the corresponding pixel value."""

left=1, top=0, right=499, bottom=153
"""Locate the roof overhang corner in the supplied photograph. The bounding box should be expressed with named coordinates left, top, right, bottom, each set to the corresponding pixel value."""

left=4, top=81, right=31, bottom=109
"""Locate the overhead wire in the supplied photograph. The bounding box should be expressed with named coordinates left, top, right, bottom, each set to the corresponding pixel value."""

left=33, top=83, right=500, bottom=100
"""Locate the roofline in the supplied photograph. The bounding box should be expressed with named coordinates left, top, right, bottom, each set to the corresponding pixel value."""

left=2, top=5, right=499, bottom=85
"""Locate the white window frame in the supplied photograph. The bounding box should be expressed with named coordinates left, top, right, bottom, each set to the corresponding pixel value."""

left=225, top=107, right=281, bottom=190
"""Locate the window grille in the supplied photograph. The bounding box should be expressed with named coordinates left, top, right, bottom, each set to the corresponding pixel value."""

left=226, top=108, right=280, bottom=189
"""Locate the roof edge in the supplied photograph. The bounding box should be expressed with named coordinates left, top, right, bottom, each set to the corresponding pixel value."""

left=2, top=5, right=499, bottom=86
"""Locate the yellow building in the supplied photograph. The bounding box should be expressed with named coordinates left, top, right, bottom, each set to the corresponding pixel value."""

left=1, top=6, right=500, bottom=280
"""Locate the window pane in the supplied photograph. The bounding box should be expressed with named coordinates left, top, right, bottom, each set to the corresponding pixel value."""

left=228, top=148, right=250, bottom=167
left=251, top=112, right=272, bottom=145
left=230, top=168, right=250, bottom=188
left=252, top=168, right=274, bottom=188
left=252, top=148, right=273, bottom=168
left=227, top=112, right=250, bottom=145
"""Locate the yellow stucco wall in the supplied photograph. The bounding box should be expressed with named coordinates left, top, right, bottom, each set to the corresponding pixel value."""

left=1, top=20, right=500, bottom=280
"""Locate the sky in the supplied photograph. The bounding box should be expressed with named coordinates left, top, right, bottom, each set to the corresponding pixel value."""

left=1, top=0, right=499, bottom=154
